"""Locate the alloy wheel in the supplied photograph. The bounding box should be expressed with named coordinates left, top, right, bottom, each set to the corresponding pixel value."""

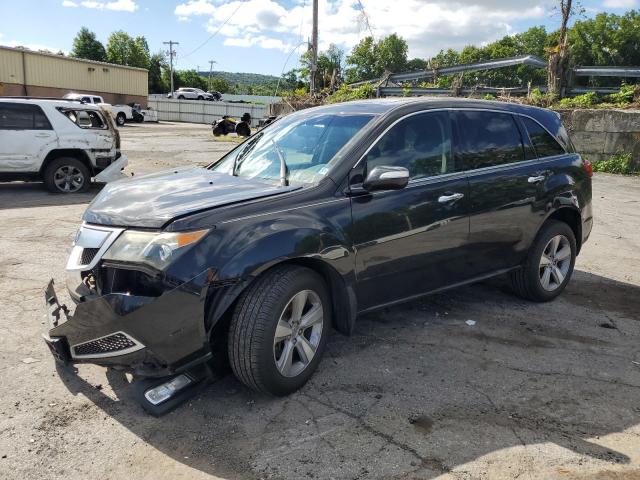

left=53, top=165, right=85, bottom=193
left=273, top=289, right=323, bottom=378
left=539, top=234, right=572, bottom=291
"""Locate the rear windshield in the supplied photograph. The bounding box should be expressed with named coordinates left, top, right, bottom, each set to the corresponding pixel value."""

left=211, top=113, right=374, bottom=184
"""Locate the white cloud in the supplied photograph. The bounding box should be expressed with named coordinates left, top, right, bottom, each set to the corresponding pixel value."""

left=175, top=0, right=554, bottom=57
left=0, top=33, right=66, bottom=54
left=603, top=0, right=638, bottom=7
left=62, top=0, right=138, bottom=11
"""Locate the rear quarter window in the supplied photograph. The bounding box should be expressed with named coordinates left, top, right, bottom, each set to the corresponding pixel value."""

left=0, top=103, right=52, bottom=130
left=454, top=111, right=524, bottom=170
left=521, top=117, right=566, bottom=158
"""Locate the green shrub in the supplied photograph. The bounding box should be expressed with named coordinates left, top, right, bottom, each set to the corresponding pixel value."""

left=483, top=94, right=496, bottom=101
left=326, top=83, right=376, bottom=104
left=604, top=83, right=637, bottom=105
left=557, top=92, right=600, bottom=108
left=591, top=152, right=639, bottom=175
left=528, top=88, right=557, bottom=107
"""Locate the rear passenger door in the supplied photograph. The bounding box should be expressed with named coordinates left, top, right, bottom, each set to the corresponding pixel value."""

left=454, top=110, right=549, bottom=275
left=0, top=103, right=56, bottom=172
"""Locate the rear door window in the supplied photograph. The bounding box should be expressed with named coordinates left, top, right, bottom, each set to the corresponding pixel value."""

left=365, top=111, right=457, bottom=180
left=93, top=97, right=102, bottom=104
left=521, top=117, right=566, bottom=158
left=455, top=111, right=524, bottom=170
left=0, top=103, right=52, bottom=130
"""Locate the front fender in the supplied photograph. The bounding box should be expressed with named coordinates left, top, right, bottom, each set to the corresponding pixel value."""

left=202, top=200, right=356, bottom=335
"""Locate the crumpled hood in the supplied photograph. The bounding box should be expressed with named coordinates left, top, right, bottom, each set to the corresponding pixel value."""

left=84, top=167, right=299, bottom=228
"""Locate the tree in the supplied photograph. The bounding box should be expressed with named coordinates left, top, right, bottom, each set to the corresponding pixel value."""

left=548, top=0, right=581, bottom=97
left=71, top=27, right=106, bottom=62
left=209, top=77, right=230, bottom=93
left=106, top=31, right=150, bottom=69
left=373, top=33, right=408, bottom=74
left=148, top=53, right=166, bottom=94
left=345, top=36, right=377, bottom=83
left=345, top=34, right=409, bottom=83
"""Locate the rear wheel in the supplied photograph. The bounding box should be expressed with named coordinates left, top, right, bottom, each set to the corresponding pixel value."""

left=178, top=95, right=185, bottom=100
left=115, top=112, right=126, bottom=126
left=228, top=265, right=330, bottom=395
left=509, top=219, right=576, bottom=302
left=43, top=157, right=91, bottom=194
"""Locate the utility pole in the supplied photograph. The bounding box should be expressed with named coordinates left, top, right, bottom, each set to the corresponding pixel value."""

left=310, top=0, right=318, bottom=94
left=163, top=40, right=179, bottom=96
left=208, top=60, right=217, bottom=91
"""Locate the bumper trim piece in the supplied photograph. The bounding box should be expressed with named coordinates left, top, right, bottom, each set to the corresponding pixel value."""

left=71, top=331, right=145, bottom=360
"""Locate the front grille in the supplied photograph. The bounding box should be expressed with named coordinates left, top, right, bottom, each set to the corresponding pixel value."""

left=80, top=248, right=100, bottom=265
left=72, top=332, right=142, bottom=358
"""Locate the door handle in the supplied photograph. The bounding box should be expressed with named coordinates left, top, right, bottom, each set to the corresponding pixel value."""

left=438, top=193, right=464, bottom=203
left=34, top=133, right=51, bottom=138
left=528, top=175, right=546, bottom=184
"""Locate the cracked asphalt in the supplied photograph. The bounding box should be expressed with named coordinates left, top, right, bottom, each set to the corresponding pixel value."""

left=0, top=122, right=639, bottom=480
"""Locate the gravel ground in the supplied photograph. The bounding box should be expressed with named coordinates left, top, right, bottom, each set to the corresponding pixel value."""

left=0, top=122, right=639, bottom=480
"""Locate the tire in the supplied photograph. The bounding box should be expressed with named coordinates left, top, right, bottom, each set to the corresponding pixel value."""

left=228, top=265, right=331, bottom=395
left=43, top=157, right=91, bottom=194
left=178, top=95, right=185, bottom=100
left=115, top=112, right=126, bottom=126
left=509, top=219, right=577, bottom=302
left=197, top=95, right=204, bottom=100
left=133, top=112, right=144, bottom=123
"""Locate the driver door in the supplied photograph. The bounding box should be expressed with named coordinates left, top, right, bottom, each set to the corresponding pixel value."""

left=349, top=111, right=471, bottom=311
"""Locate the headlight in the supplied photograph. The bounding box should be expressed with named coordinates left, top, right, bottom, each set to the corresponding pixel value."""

left=103, top=229, right=209, bottom=270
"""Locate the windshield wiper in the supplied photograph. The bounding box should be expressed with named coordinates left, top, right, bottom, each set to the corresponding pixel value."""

left=232, top=134, right=261, bottom=176
left=271, top=139, right=289, bottom=187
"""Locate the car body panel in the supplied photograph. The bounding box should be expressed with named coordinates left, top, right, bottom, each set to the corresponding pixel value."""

left=83, top=168, right=301, bottom=228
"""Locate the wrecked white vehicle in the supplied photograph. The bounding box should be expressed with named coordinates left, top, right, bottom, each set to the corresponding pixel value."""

left=0, top=97, right=127, bottom=193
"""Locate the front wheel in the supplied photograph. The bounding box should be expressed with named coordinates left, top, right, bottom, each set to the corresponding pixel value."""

left=115, top=112, right=126, bottom=126
left=228, top=265, right=330, bottom=395
left=509, top=219, right=577, bottom=302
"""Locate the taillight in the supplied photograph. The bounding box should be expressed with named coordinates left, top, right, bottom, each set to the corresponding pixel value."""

left=582, top=158, right=593, bottom=177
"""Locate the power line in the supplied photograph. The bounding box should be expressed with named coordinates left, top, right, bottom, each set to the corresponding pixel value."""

left=180, top=1, right=246, bottom=60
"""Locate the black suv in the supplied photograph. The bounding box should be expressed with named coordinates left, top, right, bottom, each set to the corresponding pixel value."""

left=44, top=98, right=593, bottom=401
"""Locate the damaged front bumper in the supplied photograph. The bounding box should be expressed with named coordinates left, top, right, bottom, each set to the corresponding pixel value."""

left=93, top=154, right=129, bottom=183
left=43, top=269, right=213, bottom=377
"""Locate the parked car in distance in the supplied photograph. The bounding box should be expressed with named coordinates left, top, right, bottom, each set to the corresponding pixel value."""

left=63, top=93, right=134, bottom=126
left=208, top=90, right=222, bottom=101
left=167, top=88, right=214, bottom=101
left=0, top=97, right=127, bottom=193
left=43, top=98, right=592, bottom=405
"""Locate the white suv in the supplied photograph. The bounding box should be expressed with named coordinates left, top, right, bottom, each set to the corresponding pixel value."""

left=0, top=98, right=127, bottom=193
left=168, top=88, right=213, bottom=100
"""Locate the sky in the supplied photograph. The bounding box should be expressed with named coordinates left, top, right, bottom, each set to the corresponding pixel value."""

left=0, top=0, right=637, bottom=76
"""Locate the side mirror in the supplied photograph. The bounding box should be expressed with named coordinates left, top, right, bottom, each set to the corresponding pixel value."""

left=363, top=166, right=410, bottom=192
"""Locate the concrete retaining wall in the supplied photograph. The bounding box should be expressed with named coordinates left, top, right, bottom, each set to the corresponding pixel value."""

left=557, top=109, right=640, bottom=167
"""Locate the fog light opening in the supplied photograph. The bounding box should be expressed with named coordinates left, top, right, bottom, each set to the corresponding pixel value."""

left=143, top=374, right=192, bottom=405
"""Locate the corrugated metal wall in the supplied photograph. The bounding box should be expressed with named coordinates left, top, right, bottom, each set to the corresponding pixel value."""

left=148, top=98, right=268, bottom=126
left=0, top=46, right=147, bottom=96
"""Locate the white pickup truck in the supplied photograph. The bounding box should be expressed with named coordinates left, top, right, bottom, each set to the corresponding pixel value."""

left=63, top=93, right=137, bottom=126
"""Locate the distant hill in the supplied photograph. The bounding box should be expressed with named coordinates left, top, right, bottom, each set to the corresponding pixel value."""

left=196, top=70, right=280, bottom=87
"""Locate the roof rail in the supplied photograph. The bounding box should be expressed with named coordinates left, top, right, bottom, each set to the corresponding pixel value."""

left=0, top=96, right=86, bottom=103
